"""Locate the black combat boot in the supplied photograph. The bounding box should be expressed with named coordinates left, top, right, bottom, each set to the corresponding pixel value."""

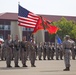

left=63, top=67, right=70, bottom=71
left=23, top=64, right=28, bottom=67
left=15, top=65, right=20, bottom=67
left=7, top=65, right=12, bottom=68
left=31, top=63, right=36, bottom=67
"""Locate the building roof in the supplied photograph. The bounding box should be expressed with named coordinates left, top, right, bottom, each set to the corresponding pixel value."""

left=41, top=14, right=76, bottom=22
left=0, top=12, right=76, bottom=21
left=0, top=12, right=18, bottom=21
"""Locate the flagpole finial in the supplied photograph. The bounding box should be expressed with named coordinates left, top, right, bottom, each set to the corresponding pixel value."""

left=18, top=2, right=20, bottom=5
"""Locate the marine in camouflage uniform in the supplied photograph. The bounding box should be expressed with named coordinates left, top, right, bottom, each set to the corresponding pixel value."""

left=63, top=35, right=72, bottom=71
left=28, top=38, right=36, bottom=67
left=1, top=42, right=6, bottom=60
left=58, top=44, right=63, bottom=60
left=55, top=44, right=60, bottom=60
left=43, top=42, right=47, bottom=60
left=0, top=41, right=2, bottom=60
left=69, top=39, right=75, bottom=60
left=47, top=42, right=51, bottom=60
left=13, top=35, right=20, bottom=67
left=51, top=43, right=55, bottom=60
left=20, top=36, right=28, bottom=67
left=4, top=35, right=13, bottom=67
left=37, top=42, right=42, bottom=60
left=46, top=42, right=51, bottom=60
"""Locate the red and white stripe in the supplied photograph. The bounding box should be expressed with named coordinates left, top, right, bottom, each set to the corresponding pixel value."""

left=18, top=12, right=39, bottom=28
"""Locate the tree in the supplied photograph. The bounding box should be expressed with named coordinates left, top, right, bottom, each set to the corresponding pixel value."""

left=49, top=17, right=76, bottom=42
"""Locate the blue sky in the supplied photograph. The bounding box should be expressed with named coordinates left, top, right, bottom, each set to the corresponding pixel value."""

left=0, top=0, right=76, bottom=16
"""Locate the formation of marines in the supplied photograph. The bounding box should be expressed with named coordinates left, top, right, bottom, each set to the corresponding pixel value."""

left=0, top=34, right=76, bottom=70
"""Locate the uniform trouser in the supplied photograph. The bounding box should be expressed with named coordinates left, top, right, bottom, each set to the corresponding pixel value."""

left=1, top=48, right=6, bottom=60
left=21, top=50, right=27, bottom=65
left=29, top=52, right=36, bottom=66
left=59, top=51, right=63, bottom=59
left=46, top=50, right=50, bottom=59
left=50, top=51, right=54, bottom=59
left=38, top=51, right=42, bottom=59
left=71, top=49, right=75, bottom=60
left=14, top=49, right=20, bottom=66
left=56, top=50, right=59, bottom=60
left=43, top=50, right=46, bottom=59
left=64, top=50, right=71, bottom=67
left=0, top=48, right=1, bottom=60
left=6, top=55, right=11, bottom=66
left=6, top=48, right=12, bottom=66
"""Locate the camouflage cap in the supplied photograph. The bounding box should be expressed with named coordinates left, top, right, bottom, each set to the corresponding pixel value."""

left=65, top=35, right=70, bottom=38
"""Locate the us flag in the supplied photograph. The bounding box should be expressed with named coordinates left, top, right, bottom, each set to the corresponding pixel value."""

left=18, top=5, right=40, bottom=28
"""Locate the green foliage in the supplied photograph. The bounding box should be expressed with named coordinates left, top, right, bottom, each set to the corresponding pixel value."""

left=49, top=17, right=76, bottom=41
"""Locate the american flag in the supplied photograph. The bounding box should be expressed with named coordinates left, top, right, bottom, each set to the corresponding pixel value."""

left=18, top=5, right=40, bottom=28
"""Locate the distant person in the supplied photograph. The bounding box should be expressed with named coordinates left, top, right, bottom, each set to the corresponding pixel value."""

left=4, top=34, right=13, bottom=67
left=13, top=35, right=20, bottom=67
left=63, top=35, right=72, bottom=71
left=20, top=36, right=28, bottom=67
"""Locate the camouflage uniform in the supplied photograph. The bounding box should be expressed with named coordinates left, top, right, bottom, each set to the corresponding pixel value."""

left=63, top=35, right=72, bottom=71
left=43, top=42, right=47, bottom=60
left=48, top=42, right=51, bottom=60
left=55, top=45, right=60, bottom=60
left=37, top=42, right=42, bottom=60
left=4, top=35, right=13, bottom=67
left=74, top=46, right=76, bottom=58
left=1, top=43, right=6, bottom=60
left=35, top=44, right=38, bottom=60
left=46, top=42, right=51, bottom=60
left=70, top=39, right=75, bottom=60
left=20, top=36, right=28, bottom=67
left=13, top=35, right=20, bottom=67
left=51, top=43, right=55, bottom=60
left=0, top=42, right=1, bottom=60
left=28, top=40, right=36, bottom=67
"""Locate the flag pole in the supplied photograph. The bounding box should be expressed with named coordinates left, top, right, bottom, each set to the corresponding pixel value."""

left=40, top=16, right=46, bottom=29
left=55, top=34, right=57, bottom=50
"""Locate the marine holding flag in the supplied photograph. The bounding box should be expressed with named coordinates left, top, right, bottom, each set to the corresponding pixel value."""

left=55, top=35, right=63, bottom=60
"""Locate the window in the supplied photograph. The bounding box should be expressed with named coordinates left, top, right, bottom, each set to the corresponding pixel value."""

left=4, top=25, right=10, bottom=30
left=22, top=27, right=34, bottom=31
left=22, top=27, right=27, bottom=31
left=30, top=28, right=33, bottom=31
left=0, top=34, right=3, bottom=39
left=0, top=25, right=4, bottom=30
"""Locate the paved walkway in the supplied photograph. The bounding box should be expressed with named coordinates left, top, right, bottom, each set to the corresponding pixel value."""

left=0, top=59, right=76, bottom=75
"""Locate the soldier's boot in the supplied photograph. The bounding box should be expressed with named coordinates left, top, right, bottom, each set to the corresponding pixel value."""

left=72, top=57, right=75, bottom=60
left=63, top=67, right=70, bottom=71
left=23, top=64, right=28, bottom=67
left=31, top=65, right=36, bottom=67
left=43, top=58, right=46, bottom=60
left=15, top=64, right=20, bottom=67
left=48, top=57, right=51, bottom=60
left=39, top=58, right=42, bottom=60
left=7, top=65, right=12, bottom=68
left=31, top=63, right=36, bottom=67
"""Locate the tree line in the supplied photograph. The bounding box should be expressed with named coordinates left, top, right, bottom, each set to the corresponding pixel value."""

left=49, top=17, right=76, bottom=42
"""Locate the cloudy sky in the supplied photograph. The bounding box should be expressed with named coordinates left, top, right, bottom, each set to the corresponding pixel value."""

left=0, top=0, right=76, bottom=16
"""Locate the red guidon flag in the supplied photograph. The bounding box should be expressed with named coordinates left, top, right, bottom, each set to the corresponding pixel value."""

left=42, top=17, right=59, bottom=34
left=32, top=16, right=44, bottom=33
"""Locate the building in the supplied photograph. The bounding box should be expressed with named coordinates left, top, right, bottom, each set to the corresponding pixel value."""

left=0, top=12, right=76, bottom=42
